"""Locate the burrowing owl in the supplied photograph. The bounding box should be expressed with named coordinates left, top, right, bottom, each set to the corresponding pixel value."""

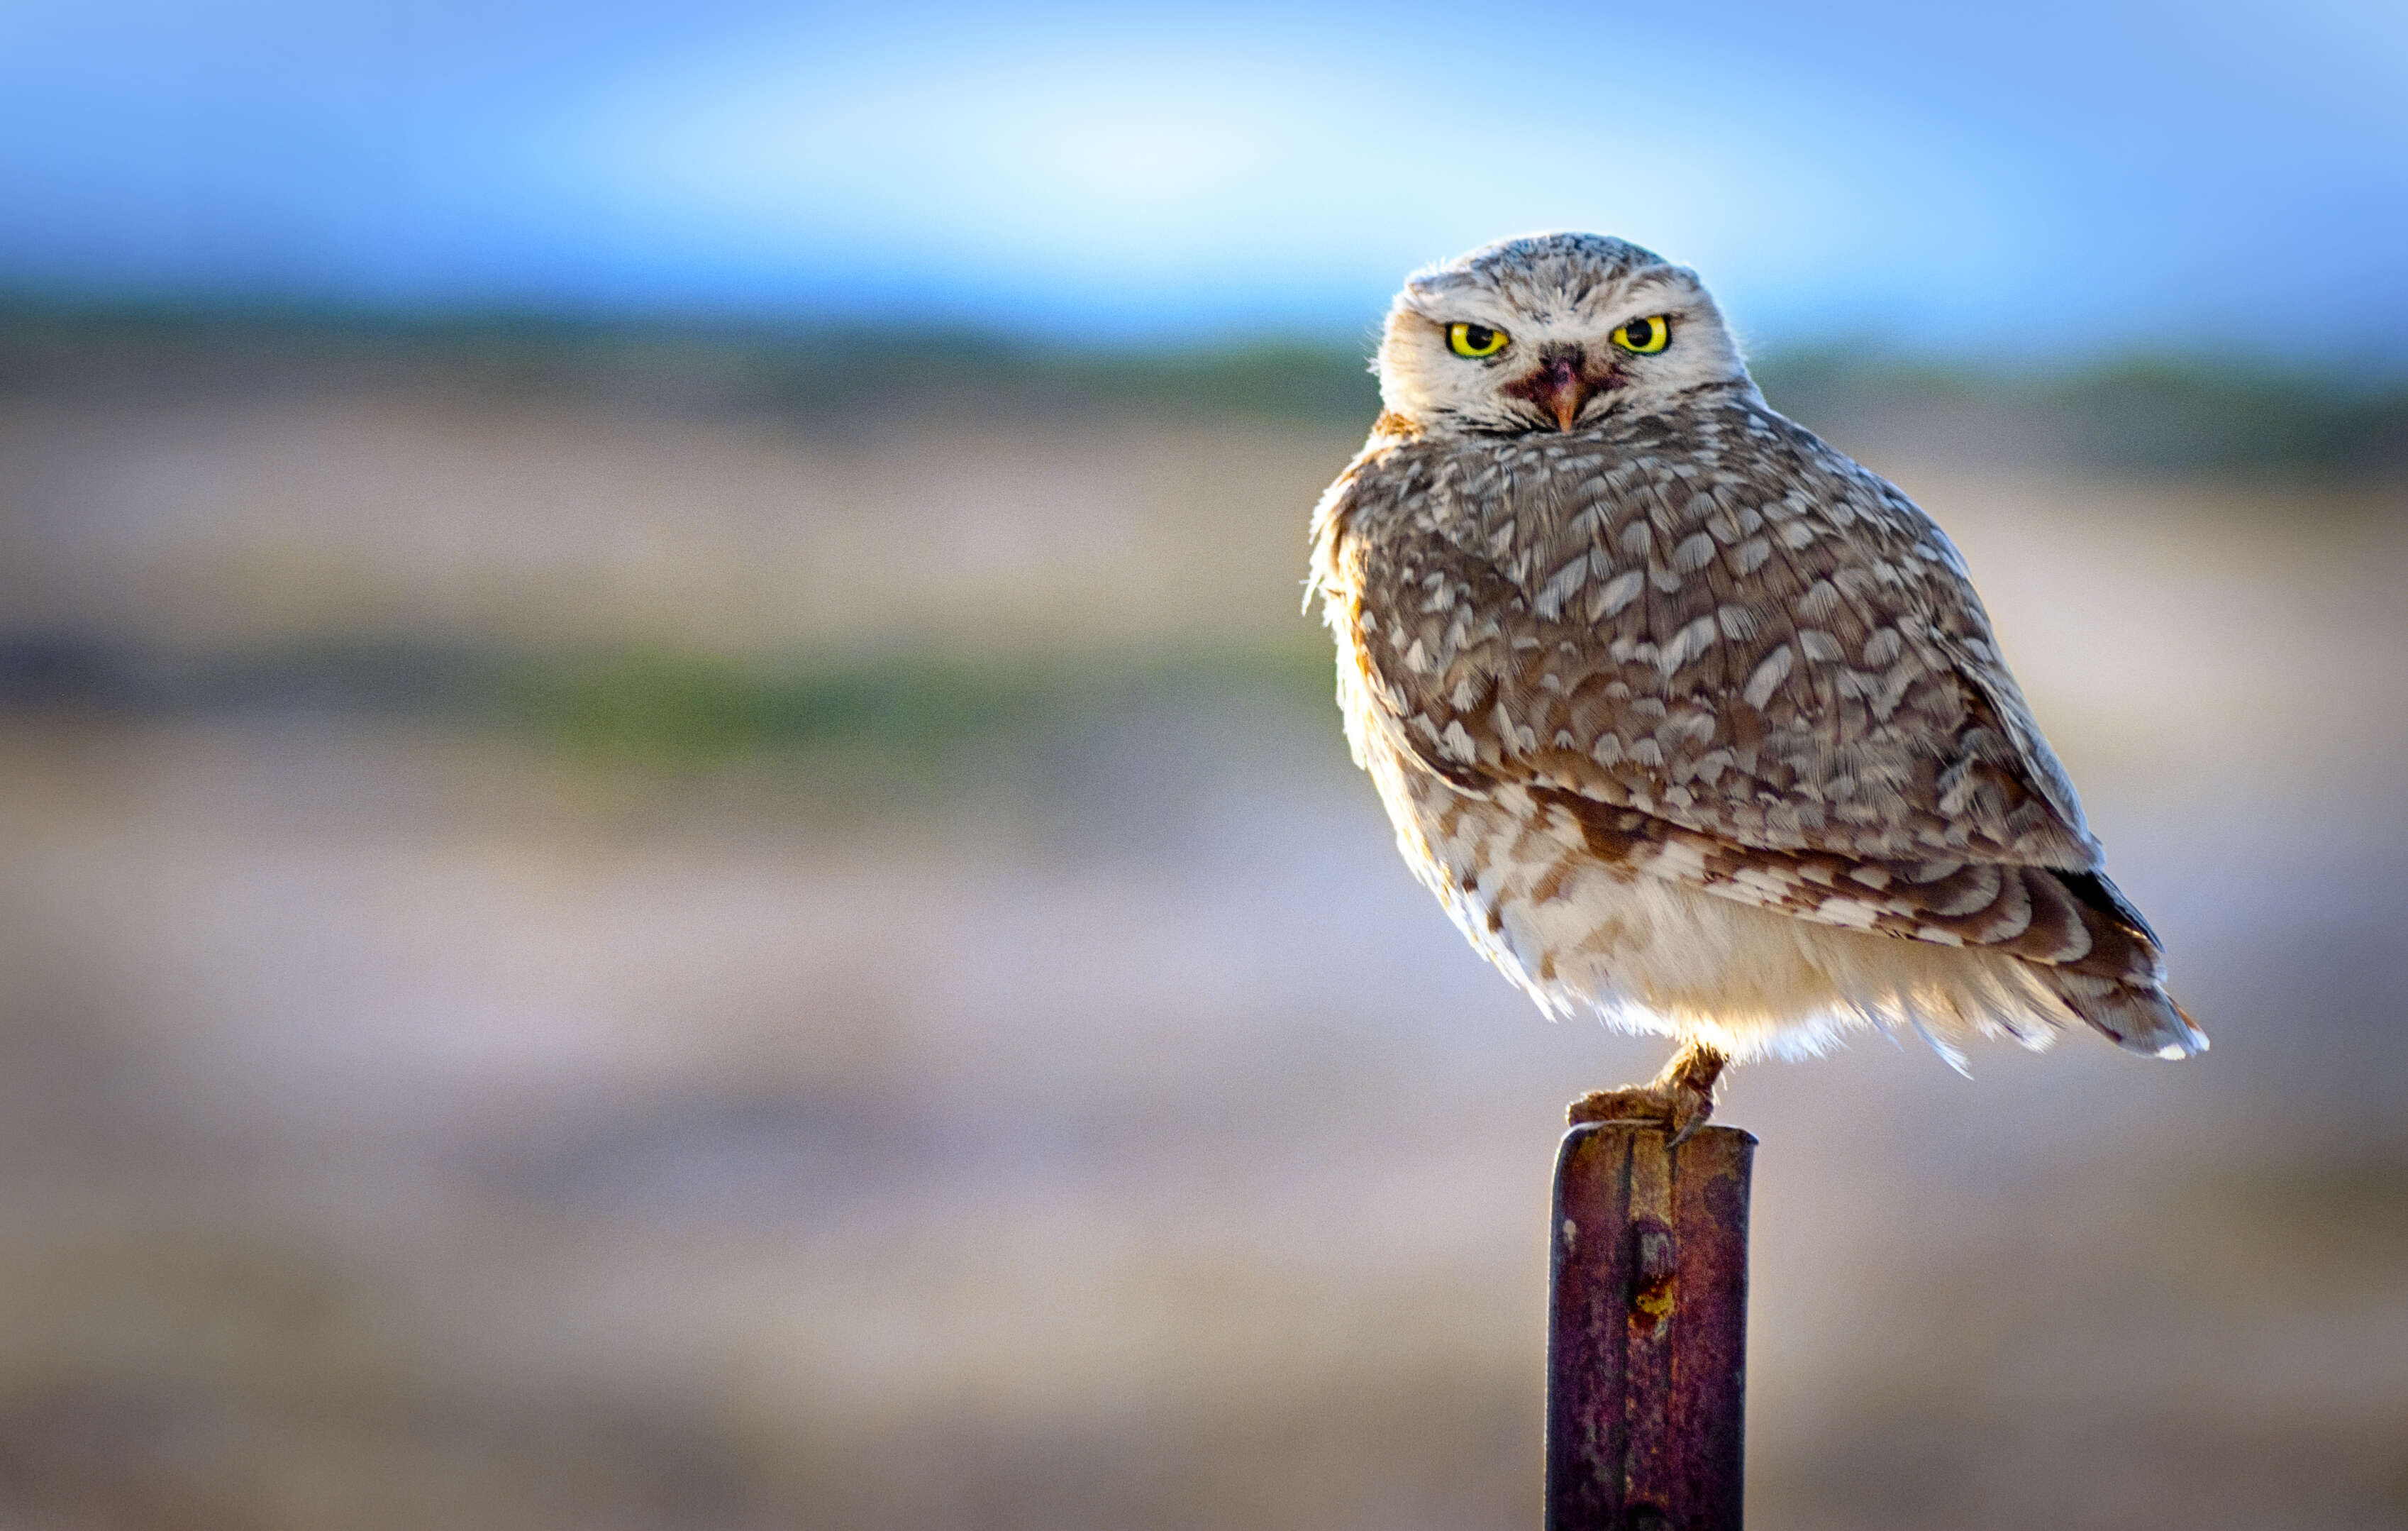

left=1309, top=233, right=2204, bottom=1135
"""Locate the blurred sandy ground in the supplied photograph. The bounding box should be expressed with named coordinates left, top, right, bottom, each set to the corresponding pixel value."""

left=0, top=382, right=2404, bottom=1530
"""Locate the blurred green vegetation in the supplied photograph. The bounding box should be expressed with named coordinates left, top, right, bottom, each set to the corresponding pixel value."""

left=6, top=297, right=2404, bottom=475
left=1759, top=348, right=2408, bottom=477
left=514, top=644, right=1330, bottom=769
left=0, top=297, right=1386, bottom=425
left=0, top=634, right=1335, bottom=770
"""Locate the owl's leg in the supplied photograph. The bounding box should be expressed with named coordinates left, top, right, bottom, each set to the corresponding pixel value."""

left=1566, top=1041, right=1728, bottom=1146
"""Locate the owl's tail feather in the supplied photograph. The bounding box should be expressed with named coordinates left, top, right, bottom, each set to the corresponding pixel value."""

left=2028, top=868, right=2209, bottom=1059
left=2043, top=970, right=2209, bottom=1059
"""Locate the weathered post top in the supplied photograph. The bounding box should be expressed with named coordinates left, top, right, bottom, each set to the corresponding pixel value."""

left=1546, top=1121, right=1755, bottom=1531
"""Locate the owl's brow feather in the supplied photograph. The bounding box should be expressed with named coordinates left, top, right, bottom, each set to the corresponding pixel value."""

left=1587, top=270, right=1695, bottom=315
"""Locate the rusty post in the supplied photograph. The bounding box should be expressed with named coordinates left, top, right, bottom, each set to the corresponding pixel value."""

left=1546, top=1121, right=1755, bottom=1531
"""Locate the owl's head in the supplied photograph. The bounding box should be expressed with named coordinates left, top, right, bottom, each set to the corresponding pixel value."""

left=1375, top=233, right=1750, bottom=436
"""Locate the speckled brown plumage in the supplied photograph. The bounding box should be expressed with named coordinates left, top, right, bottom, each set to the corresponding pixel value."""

left=1309, top=233, right=2203, bottom=1100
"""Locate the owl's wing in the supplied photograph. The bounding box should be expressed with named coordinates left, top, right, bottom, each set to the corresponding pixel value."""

left=1332, top=407, right=2099, bottom=867
left=1324, top=404, right=2184, bottom=1000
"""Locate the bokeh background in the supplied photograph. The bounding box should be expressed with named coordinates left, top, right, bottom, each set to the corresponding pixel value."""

left=2, top=3, right=2405, bottom=1527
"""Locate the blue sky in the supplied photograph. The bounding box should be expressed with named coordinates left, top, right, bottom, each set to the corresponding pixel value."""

left=1, top=0, right=2403, bottom=358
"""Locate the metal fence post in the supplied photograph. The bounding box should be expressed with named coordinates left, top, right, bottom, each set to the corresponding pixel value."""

left=1546, top=1121, right=1755, bottom=1531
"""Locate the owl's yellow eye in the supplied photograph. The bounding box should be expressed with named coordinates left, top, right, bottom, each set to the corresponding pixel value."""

left=1611, top=315, right=1671, bottom=354
left=1447, top=322, right=1509, bottom=358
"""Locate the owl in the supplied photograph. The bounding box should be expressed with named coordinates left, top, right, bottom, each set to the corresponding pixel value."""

left=1309, top=233, right=2204, bottom=1137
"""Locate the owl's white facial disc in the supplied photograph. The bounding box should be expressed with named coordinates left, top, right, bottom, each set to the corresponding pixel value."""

left=1375, top=232, right=1752, bottom=436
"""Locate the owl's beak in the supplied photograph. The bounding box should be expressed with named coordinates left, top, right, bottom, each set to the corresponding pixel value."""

left=1509, top=350, right=1600, bottom=431
left=1542, top=370, right=1593, bottom=432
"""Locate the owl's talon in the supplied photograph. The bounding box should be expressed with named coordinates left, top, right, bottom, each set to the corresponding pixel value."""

left=1565, top=1085, right=1675, bottom=1127
left=1566, top=1041, right=1726, bottom=1144
left=1565, top=1080, right=1714, bottom=1144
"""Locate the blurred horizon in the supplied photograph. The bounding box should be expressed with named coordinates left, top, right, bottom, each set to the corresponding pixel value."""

left=7, top=292, right=2406, bottom=477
